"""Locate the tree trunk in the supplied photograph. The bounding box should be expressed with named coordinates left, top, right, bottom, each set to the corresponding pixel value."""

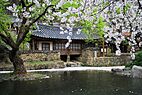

left=102, top=38, right=105, bottom=57
left=9, top=49, right=27, bottom=74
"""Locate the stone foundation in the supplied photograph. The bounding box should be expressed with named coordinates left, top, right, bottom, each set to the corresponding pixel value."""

left=81, top=47, right=94, bottom=65
left=93, top=56, right=131, bottom=66
left=81, top=47, right=131, bottom=66
left=81, top=56, right=131, bottom=66
left=20, top=51, right=60, bottom=62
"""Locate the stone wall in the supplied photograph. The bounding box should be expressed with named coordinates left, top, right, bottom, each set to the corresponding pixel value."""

left=81, top=47, right=131, bottom=66
left=20, top=51, right=60, bottom=62
left=81, top=47, right=94, bottom=65
left=81, top=56, right=131, bottom=66
left=93, top=56, right=131, bottom=66
left=0, top=53, right=11, bottom=64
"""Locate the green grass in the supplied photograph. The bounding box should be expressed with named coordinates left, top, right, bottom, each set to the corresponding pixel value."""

left=0, top=61, right=65, bottom=70
left=25, top=61, right=54, bottom=65
left=24, top=60, right=65, bottom=69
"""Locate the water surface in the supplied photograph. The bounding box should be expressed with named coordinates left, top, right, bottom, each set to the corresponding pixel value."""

left=0, top=71, right=142, bottom=95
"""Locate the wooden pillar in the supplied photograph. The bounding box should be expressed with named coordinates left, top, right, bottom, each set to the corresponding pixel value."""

left=67, top=48, right=70, bottom=62
left=32, top=40, right=35, bottom=50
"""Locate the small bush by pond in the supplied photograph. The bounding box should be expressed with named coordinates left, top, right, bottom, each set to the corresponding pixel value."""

left=0, top=61, right=65, bottom=71
left=126, top=51, right=142, bottom=68
left=25, top=61, right=65, bottom=69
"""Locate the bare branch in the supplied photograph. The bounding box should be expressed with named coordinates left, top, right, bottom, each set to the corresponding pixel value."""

left=82, top=0, right=87, bottom=11
left=0, top=33, right=17, bottom=49
left=21, top=0, right=26, bottom=7
left=16, top=26, right=30, bottom=47
left=137, top=0, right=142, bottom=9
left=132, top=9, right=141, bottom=22
left=26, top=3, right=34, bottom=9
left=97, top=1, right=115, bottom=14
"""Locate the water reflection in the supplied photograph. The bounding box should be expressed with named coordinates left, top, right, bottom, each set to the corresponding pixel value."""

left=0, top=71, right=142, bottom=95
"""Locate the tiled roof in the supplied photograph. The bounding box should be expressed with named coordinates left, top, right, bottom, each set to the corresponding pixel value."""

left=32, top=24, right=99, bottom=40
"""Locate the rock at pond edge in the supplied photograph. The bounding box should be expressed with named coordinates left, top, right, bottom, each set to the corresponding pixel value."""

left=131, top=65, right=142, bottom=78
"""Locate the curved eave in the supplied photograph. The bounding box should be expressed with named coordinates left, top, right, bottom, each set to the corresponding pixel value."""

left=32, top=33, right=99, bottom=40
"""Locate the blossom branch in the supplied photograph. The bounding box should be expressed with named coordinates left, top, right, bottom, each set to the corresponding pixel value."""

left=97, top=1, right=114, bottom=14
left=17, top=5, right=55, bottom=46
left=137, top=0, right=142, bottom=9
left=29, top=5, right=54, bottom=27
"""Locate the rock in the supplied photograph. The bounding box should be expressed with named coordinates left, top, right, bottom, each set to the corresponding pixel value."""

left=111, top=67, right=132, bottom=76
left=111, top=68, right=123, bottom=73
left=66, top=62, right=81, bottom=67
left=111, top=67, right=131, bottom=76
left=131, top=65, right=142, bottom=78
left=44, top=76, right=50, bottom=79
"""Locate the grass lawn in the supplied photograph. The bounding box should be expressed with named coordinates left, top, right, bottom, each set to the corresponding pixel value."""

left=0, top=61, right=65, bottom=71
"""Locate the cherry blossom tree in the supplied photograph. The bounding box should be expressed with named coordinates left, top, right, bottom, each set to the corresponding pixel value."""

left=102, top=0, right=142, bottom=59
left=0, top=0, right=65, bottom=74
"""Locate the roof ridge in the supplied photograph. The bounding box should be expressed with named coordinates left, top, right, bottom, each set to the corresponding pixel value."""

left=38, top=23, right=82, bottom=29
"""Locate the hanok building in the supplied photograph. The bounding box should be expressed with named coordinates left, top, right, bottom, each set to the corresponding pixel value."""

left=30, top=24, right=99, bottom=61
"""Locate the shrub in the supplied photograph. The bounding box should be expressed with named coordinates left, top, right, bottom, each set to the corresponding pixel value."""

left=126, top=50, right=142, bottom=68
left=133, top=51, right=142, bottom=66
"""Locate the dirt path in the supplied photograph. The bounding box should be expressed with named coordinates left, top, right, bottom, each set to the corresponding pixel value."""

left=0, top=66, right=125, bottom=74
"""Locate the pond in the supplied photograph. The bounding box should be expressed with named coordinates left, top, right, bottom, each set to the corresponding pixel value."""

left=0, top=71, right=142, bottom=95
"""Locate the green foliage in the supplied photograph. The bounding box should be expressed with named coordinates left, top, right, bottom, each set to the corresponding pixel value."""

left=83, top=20, right=93, bottom=28
left=80, top=15, right=106, bottom=42
left=122, top=40, right=128, bottom=45
left=0, top=37, right=2, bottom=44
left=133, top=51, right=142, bottom=66
left=20, top=32, right=31, bottom=50
left=107, top=10, right=112, bottom=14
left=126, top=51, right=142, bottom=68
left=96, top=16, right=106, bottom=38
left=62, top=1, right=80, bottom=9
left=0, top=0, right=12, bottom=46
left=92, top=8, right=98, bottom=15
left=123, top=3, right=131, bottom=14
left=102, top=1, right=110, bottom=9
left=81, top=20, right=95, bottom=42
left=116, top=7, right=121, bottom=14
left=0, top=0, right=11, bottom=33
left=51, top=0, right=60, bottom=5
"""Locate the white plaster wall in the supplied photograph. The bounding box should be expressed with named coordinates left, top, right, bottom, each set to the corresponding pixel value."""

left=39, top=41, right=42, bottom=50
left=38, top=41, right=53, bottom=51
left=50, top=42, right=53, bottom=51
